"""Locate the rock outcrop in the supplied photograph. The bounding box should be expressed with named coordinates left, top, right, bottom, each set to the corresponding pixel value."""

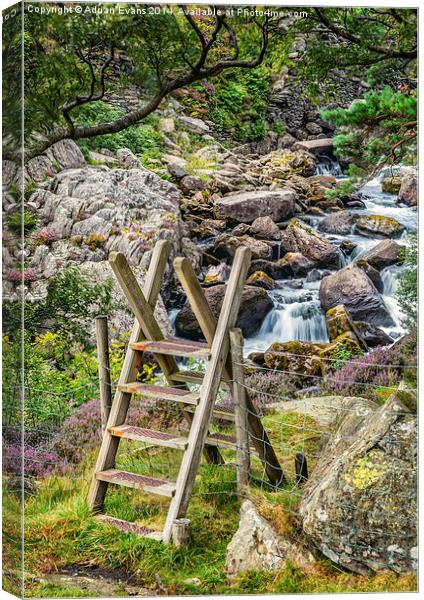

left=8, top=164, right=198, bottom=307
left=319, top=266, right=394, bottom=326
left=226, top=500, right=315, bottom=576
left=299, top=390, right=417, bottom=574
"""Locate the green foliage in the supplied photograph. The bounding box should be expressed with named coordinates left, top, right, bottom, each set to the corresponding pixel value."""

left=3, top=267, right=117, bottom=347
left=75, top=102, right=165, bottom=162
left=322, top=88, right=417, bottom=169
left=396, top=232, right=417, bottom=330
left=207, top=67, right=271, bottom=142
left=297, top=8, right=416, bottom=91
left=6, top=210, right=38, bottom=235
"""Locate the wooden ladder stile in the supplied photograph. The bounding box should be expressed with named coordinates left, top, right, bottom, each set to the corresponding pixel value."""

left=88, top=241, right=285, bottom=544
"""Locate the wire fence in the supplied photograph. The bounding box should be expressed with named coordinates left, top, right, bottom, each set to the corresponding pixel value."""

left=3, top=318, right=417, bottom=568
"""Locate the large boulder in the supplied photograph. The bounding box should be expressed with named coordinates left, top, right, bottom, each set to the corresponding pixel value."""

left=381, top=176, right=402, bottom=194
left=299, top=390, right=417, bottom=574
left=247, top=259, right=291, bottom=279
left=325, top=305, right=367, bottom=350
left=250, top=216, right=281, bottom=240
left=398, top=172, right=417, bottom=207
left=214, top=189, right=297, bottom=224
left=354, top=214, right=405, bottom=238
left=246, top=271, right=276, bottom=290
left=354, top=321, right=393, bottom=348
left=175, top=285, right=273, bottom=340
left=318, top=211, right=356, bottom=235
left=277, top=252, right=315, bottom=277
left=360, top=239, right=404, bottom=270
left=280, top=219, right=342, bottom=268
left=355, top=259, right=384, bottom=293
left=319, top=266, right=394, bottom=326
left=226, top=500, right=315, bottom=576
left=213, top=235, right=272, bottom=261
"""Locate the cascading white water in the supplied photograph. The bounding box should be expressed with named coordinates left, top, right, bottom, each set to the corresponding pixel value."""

left=243, top=160, right=417, bottom=353
left=244, top=284, right=329, bottom=354
left=315, top=156, right=345, bottom=178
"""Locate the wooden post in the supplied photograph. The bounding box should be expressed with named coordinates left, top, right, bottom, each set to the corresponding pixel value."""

left=96, top=316, right=112, bottom=431
left=230, top=329, right=250, bottom=494
left=295, top=452, right=308, bottom=485
left=171, top=518, right=191, bottom=547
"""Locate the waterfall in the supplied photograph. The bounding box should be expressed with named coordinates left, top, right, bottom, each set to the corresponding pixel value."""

left=244, top=287, right=329, bottom=354
left=315, top=156, right=344, bottom=178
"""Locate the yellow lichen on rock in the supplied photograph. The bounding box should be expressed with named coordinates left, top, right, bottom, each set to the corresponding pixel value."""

left=345, top=450, right=388, bottom=490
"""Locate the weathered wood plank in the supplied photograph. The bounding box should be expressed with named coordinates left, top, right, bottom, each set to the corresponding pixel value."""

left=131, top=338, right=211, bottom=358
left=95, top=469, right=176, bottom=497
left=163, top=247, right=252, bottom=542
left=117, top=382, right=199, bottom=405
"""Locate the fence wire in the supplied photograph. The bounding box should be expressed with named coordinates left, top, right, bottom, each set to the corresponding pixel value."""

left=3, top=333, right=417, bottom=565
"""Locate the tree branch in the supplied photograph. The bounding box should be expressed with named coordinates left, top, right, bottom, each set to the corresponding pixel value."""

left=24, top=18, right=271, bottom=161
left=314, top=8, right=416, bottom=60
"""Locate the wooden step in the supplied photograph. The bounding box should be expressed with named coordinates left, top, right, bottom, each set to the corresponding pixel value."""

left=95, top=469, right=176, bottom=497
left=109, top=425, right=189, bottom=450
left=169, top=370, right=205, bottom=385
left=169, top=370, right=231, bottom=390
left=95, top=514, right=163, bottom=541
left=130, top=338, right=211, bottom=359
left=118, top=382, right=199, bottom=406
left=185, top=405, right=235, bottom=422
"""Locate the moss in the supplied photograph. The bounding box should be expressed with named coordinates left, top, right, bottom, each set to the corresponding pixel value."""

left=344, top=450, right=388, bottom=490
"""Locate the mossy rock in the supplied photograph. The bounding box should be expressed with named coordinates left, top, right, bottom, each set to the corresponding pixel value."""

left=299, top=392, right=417, bottom=574
left=355, top=214, right=405, bottom=238
left=381, top=176, right=402, bottom=194
left=246, top=271, right=276, bottom=290
left=264, top=340, right=326, bottom=377
left=318, top=331, right=364, bottom=365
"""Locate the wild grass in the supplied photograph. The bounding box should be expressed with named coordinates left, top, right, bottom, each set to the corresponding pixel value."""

left=2, top=410, right=417, bottom=597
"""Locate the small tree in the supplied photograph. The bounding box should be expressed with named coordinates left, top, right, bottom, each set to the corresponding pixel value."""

left=3, top=3, right=283, bottom=161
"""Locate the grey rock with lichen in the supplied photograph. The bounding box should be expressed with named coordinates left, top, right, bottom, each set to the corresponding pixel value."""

left=299, top=390, right=417, bottom=574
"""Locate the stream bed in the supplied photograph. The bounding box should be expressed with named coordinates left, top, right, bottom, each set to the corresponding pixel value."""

left=172, top=160, right=417, bottom=355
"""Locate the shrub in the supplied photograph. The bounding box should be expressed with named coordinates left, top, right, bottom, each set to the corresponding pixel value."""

left=34, top=227, right=58, bottom=245
left=7, top=268, right=37, bottom=283
left=84, top=232, right=107, bottom=250
left=75, top=102, right=165, bottom=160
left=321, top=332, right=417, bottom=401
left=3, top=443, right=68, bottom=477
left=6, top=210, right=38, bottom=235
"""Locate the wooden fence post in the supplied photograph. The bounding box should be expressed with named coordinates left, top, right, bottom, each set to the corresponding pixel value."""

left=230, top=328, right=250, bottom=494
left=96, top=316, right=112, bottom=431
